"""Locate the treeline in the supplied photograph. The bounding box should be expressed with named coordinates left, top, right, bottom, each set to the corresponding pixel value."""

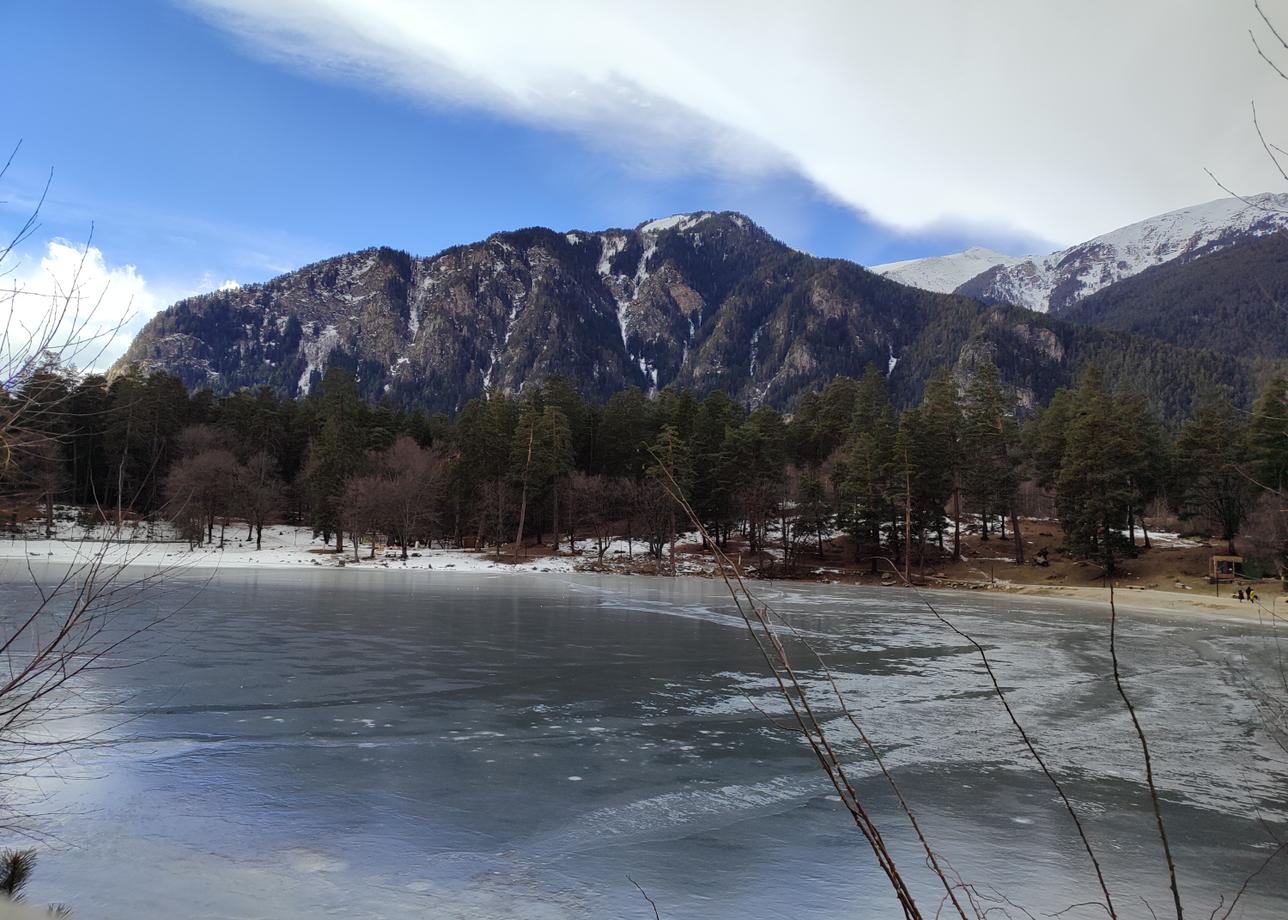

left=2, top=361, right=1285, bottom=575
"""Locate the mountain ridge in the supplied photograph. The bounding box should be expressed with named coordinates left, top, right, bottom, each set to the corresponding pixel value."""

left=873, top=192, right=1288, bottom=314
left=115, top=210, right=1260, bottom=419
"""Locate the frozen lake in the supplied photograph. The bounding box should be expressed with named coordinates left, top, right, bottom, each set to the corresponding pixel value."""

left=0, top=568, right=1284, bottom=919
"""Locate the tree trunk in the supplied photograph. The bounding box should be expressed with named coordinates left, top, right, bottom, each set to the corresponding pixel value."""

left=44, top=494, right=54, bottom=539
left=903, top=466, right=912, bottom=583
left=669, top=508, right=677, bottom=574
left=256, top=522, right=263, bottom=551
left=552, top=484, right=560, bottom=552
left=952, top=479, right=962, bottom=561
left=513, top=429, right=534, bottom=561
left=1010, top=506, right=1024, bottom=564
left=495, top=478, right=505, bottom=561
left=1141, top=512, right=1152, bottom=549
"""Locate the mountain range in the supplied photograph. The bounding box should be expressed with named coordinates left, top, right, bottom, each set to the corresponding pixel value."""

left=873, top=193, right=1288, bottom=313
left=115, top=200, right=1282, bottom=418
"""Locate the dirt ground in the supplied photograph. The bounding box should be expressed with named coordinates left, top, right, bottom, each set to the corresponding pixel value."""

left=659, top=516, right=1285, bottom=617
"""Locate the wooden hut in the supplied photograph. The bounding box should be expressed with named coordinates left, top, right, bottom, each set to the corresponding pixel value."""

left=1209, top=554, right=1243, bottom=584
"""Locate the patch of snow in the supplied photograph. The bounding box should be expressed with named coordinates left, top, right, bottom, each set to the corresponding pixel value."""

left=634, top=239, right=657, bottom=287
left=297, top=324, right=340, bottom=396
left=872, top=247, right=1020, bottom=293
left=597, top=235, right=626, bottom=278
left=638, top=212, right=713, bottom=235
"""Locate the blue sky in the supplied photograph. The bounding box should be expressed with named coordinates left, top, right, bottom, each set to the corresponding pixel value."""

left=1, top=0, right=1280, bottom=359
left=2, top=0, right=1046, bottom=301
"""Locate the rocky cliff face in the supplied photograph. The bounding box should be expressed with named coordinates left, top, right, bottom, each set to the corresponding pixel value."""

left=115, top=211, right=1254, bottom=417
left=117, top=212, right=967, bottom=411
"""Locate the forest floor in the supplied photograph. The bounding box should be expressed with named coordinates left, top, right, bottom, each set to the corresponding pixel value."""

left=0, top=507, right=1280, bottom=621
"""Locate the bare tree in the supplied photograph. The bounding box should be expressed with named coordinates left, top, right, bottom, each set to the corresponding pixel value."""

left=379, top=437, right=442, bottom=560
left=164, top=447, right=240, bottom=547
left=0, top=144, right=189, bottom=856
left=340, top=474, right=387, bottom=561
left=237, top=451, right=285, bottom=550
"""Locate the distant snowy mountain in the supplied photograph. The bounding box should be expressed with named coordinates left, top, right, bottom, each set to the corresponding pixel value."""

left=876, top=193, right=1288, bottom=313
left=871, top=246, right=1022, bottom=294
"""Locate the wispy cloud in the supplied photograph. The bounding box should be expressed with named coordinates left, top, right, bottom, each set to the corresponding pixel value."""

left=183, top=0, right=1288, bottom=247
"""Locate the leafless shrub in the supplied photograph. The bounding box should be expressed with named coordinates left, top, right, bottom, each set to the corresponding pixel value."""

left=0, top=143, right=190, bottom=839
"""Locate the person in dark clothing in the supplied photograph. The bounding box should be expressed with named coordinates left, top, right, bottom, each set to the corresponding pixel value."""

left=1237, top=587, right=1245, bottom=602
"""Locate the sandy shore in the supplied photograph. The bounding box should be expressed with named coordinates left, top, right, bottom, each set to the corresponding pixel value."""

left=979, top=581, right=1285, bottom=624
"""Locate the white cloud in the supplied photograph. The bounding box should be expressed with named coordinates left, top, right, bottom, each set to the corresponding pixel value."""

left=1, top=239, right=160, bottom=374
left=184, top=0, right=1288, bottom=248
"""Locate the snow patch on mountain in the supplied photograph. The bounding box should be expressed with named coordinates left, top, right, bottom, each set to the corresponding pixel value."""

left=638, top=212, right=713, bottom=235
left=297, top=324, right=340, bottom=396
left=872, top=246, right=1021, bottom=293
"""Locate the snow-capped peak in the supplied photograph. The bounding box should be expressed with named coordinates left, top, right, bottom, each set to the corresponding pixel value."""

left=872, top=246, right=1021, bottom=294
left=874, top=192, right=1288, bottom=313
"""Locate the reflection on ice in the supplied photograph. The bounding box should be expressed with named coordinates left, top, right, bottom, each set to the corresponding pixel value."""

left=0, top=568, right=1282, bottom=919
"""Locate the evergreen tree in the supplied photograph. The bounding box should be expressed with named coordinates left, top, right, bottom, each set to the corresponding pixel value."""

left=534, top=405, right=574, bottom=549
left=306, top=369, right=364, bottom=552
left=894, top=406, right=952, bottom=577
left=1248, top=373, right=1288, bottom=494
left=961, top=363, right=1023, bottom=561
left=1054, top=369, right=1135, bottom=572
left=1172, top=391, right=1254, bottom=554
left=920, top=368, right=964, bottom=559
left=646, top=424, right=693, bottom=568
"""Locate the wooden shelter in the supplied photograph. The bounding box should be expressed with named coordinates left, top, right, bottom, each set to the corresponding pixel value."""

left=1209, top=554, right=1243, bottom=584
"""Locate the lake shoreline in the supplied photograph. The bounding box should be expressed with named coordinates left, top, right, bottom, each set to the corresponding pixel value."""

left=1, top=528, right=1279, bottom=626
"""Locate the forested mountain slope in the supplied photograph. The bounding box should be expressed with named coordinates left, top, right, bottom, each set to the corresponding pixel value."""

left=1060, top=232, right=1288, bottom=358
left=115, top=212, right=1259, bottom=418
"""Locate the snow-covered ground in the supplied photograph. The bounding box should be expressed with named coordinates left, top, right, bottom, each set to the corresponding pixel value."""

left=0, top=524, right=580, bottom=575
left=0, top=512, right=717, bottom=577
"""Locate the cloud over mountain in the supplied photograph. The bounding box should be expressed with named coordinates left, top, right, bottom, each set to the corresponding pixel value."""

left=185, top=0, right=1288, bottom=247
